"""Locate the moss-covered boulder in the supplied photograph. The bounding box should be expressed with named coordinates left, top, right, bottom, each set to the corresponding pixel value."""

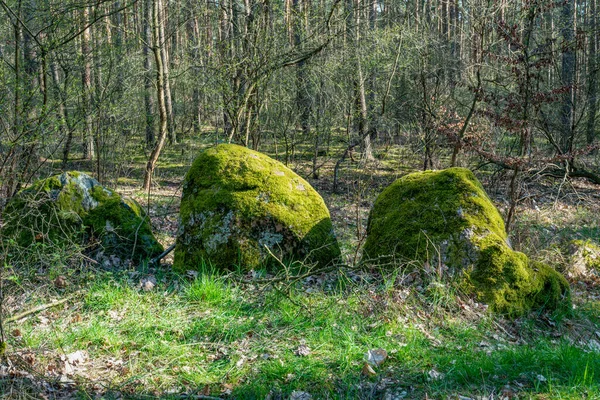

left=173, top=144, right=340, bottom=271
left=2, top=171, right=163, bottom=263
left=362, top=167, right=569, bottom=315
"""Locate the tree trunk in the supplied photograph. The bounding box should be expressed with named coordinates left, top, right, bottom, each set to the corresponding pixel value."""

left=81, top=6, right=95, bottom=161
left=4, top=1, right=22, bottom=198
left=292, top=0, right=316, bottom=175
left=144, top=0, right=155, bottom=148
left=51, top=62, right=74, bottom=168
left=157, top=0, right=175, bottom=144
left=560, top=0, right=576, bottom=155
left=188, top=12, right=202, bottom=135
left=346, top=0, right=373, bottom=161
left=587, top=0, right=598, bottom=146
left=143, top=0, right=169, bottom=191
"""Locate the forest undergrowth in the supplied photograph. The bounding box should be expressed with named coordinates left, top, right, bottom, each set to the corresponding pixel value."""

left=1, top=138, right=599, bottom=400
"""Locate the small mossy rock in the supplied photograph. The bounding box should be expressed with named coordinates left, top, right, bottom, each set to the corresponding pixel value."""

left=2, top=171, right=163, bottom=262
left=173, top=144, right=340, bottom=271
left=362, top=167, right=569, bottom=316
left=565, top=239, right=600, bottom=278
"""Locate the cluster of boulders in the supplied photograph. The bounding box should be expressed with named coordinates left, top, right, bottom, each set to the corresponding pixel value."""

left=3, top=144, right=575, bottom=315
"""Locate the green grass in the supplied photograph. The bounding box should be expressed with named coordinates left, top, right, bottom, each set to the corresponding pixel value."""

left=3, top=267, right=599, bottom=399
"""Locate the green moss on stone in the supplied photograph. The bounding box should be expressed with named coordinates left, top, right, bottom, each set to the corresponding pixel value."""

left=84, top=186, right=162, bottom=259
left=2, top=171, right=162, bottom=263
left=468, top=235, right=569, bottom=315
left=363, top=168, right=570, bottom=316
left=173, top=144, right=340, bottom=272
left=363, top=168, right=506, bottom=263
left=3, top=172, right=84, bottom=248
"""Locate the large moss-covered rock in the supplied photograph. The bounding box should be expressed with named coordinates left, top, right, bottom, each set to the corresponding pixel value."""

left=2, top=171, right=163, bottom=262
left=363, top=167, right=569, bottom=315
left=173, top=144, right=340, bottom=271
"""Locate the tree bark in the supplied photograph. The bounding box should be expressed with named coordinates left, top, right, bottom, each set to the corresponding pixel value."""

left=144, top=0, right=155, bottom=148
left=587, top=0, right=598, bottom=146
left=52, top=61, right=74, bottom=168
left=81, top=5, right=94, bottom=161
left=560, top=0, right=576, bottom=155
left=156, top=0, right=175, bottom=144
left=143, top=0, right=169, bottom=191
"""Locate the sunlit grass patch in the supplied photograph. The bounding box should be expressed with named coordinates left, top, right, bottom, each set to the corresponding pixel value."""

left=2, top=266, right=599, bottom=399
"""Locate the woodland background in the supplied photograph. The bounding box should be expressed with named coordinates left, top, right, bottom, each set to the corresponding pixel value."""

left=1, top=0, right=600, bottom=398
left=1, top=0, right=599, bottom=203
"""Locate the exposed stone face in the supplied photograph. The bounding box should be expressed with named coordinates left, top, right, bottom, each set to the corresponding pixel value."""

left=2, top=171, right=163, bottom=263
left=362, top=167, right=570, bottom=316
left=173, top=144, right=340, bottom=272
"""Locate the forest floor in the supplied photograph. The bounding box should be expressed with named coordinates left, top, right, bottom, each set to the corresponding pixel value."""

left=1, top=138, right=600, bottom=399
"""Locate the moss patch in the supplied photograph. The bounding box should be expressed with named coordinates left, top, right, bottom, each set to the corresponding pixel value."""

left=2, top=172, right=162, bottom=264
left=363, top=168, right=570, bottom=315
left=469, top=236, right=570, bottom=316
left=173, top=144, right=340, bottom=272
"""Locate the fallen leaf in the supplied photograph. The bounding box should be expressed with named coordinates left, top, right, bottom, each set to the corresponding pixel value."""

left=105, top=358, right=124, bottom=370
left=362, top=362, right=377, bottom=377
left=139, top=275, right=157, bottom=291
left=108, top=310, right=123, bottom=322
left=11, top=329, right=21, bottom=337
left=67, top=350, right=88, bottom=364
left=53, top=276, right=67, bottom=288
left=290, top=390, right=312, bottom=400
left=57, top=350, right=89, bottom=376
left=366, top=348, right=388, bottom=367
left=384, top=390, right=408, bottom=400
left=47, top=363, right=58, bottom=374
left=427, top=369, right=445, bottom=381
left=236, top=356, right=246, bottom=368
left=295, top=344, right=311, bottom=357
left=501, top=384, right=517, bottom=399
left=23, top=352, right=36, bottom=366
left=221, top=383, right=233, bottom=395
left=186, top=270, right=199, bottom=279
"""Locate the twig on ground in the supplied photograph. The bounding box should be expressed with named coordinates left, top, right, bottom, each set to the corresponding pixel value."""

left=150, top=243, right=176, bottom=265
left=5, top=291, right=81, bottom=323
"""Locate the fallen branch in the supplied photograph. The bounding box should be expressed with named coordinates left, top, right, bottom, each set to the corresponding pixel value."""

left=150, top=243, right=176, bottom=265
left=5, top=292, right=81, bottom=323
left=473, top=155, right=600, bottom=186
left=553, top=166, right=600, bottom=184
